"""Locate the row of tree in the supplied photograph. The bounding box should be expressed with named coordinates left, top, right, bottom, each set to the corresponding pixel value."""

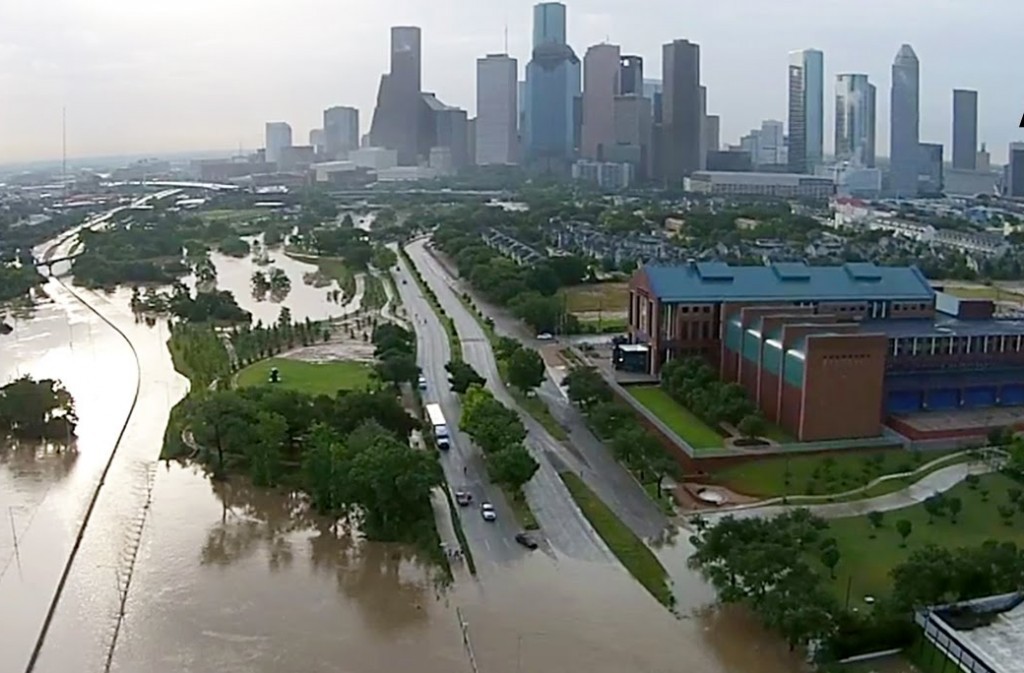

left=372, top=323, right=420, bottom=388
left=0, top=264, right=45, bottom=303
left=0, top=376, right=78, bottom=443
left=459, top=385, right=539, bottom=494
left=660, top=357, right=758, bottom=434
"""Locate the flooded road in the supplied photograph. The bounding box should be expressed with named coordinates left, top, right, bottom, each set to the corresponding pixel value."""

left=2, top=230, right=807, bottom=673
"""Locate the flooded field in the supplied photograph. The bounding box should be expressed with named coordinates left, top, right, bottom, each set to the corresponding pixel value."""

left=1, top=229, right=808, bottom=673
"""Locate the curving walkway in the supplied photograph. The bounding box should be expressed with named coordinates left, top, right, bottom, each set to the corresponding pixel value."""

left=697, top=459, right=1001, bottom=522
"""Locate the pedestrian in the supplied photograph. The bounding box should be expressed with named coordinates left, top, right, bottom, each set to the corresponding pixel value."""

left=463, top=466, right=468, bottom=475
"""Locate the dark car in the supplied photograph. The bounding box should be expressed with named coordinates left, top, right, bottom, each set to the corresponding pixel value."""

left=514, top=532, right=538, bottom=550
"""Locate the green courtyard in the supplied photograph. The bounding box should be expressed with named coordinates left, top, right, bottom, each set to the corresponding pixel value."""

left=236, top=358, right=373, bottom=396
left=820, top=472, right=1024, bottom=603
left=628, top=386, right=724, bottom=449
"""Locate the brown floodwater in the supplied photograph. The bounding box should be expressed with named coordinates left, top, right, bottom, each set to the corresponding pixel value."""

left=1, top=237, right=807, bottom=673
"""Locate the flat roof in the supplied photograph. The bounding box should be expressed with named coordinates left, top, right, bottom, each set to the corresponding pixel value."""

left=862, top=317, right=1024, bottom=339
left=691, top=171, right=834, bottom=185
left=935, top=595, right=1024, bottom=673
left=644, top=261, right=934, bottom=303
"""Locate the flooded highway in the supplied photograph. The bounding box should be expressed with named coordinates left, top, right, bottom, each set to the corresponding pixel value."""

left=0, top=229, right=806, bottom=673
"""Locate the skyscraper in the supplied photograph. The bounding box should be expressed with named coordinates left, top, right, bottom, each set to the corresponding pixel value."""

left=324, top=106, right=360, bottom=160
left=609, top=55, right=652, bottom=180
left=265, top=122, right=292, bottom=165
left=581, top=43, right=621, bottom=160
left=369, top=26, right=424, bottom=165
left=890, top=44, right=920, bottom=197
left=787, top=49, right=824, bottom=173
left=1008, top=143, right=1024, bottom=198
left=618, top=55, right=643, bottom=96
left=952, top=89, right=978, bottom=170
left=524, top=2, right=581, bottom=169
left=476, top=54, right=519, bottom=165
left=661, top=39, right=701, bottom=184
left=835, top=74, right=876, bottom=167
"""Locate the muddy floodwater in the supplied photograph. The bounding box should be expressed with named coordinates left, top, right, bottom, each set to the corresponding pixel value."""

left=1, top=241, right=807, bottom=673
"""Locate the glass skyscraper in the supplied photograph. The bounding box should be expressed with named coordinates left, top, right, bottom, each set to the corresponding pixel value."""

left=889, top=44, right=920, bottom=197
left=787, top=48, right=823, bottom=174
left=370, top=26, right=424, bottom=165
left=835, top=74, right=876, bottom=168
left=952, top=89, right=978, bottom=170
left=524, top=2, right=581, bottom=169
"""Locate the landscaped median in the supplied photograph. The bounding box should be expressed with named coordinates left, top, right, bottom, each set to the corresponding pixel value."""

left=560, top=472, right=674, bottom=609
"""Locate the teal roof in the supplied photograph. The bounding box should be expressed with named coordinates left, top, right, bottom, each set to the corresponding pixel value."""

left=644, top=262, right=934, bottom=303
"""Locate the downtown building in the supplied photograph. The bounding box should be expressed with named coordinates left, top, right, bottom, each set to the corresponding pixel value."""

left=265, top=122, right=293, bottom=166
left=1007, top=143, right=1024, bottom=198
left=834, top=74, right=876, bottom=168
left=524, top=2, right=581, bottom=171
left=475, top=54, right=519, bottom=165
left=952, top=89, right=979, bottom=170
left=787, top=49, right=824, bottom=174
left=889, top=44, right=921, bottom=197
left=609, top=54, right=654, bottom=181
left=627, top=261, right=1024, bottom=442
left=581, top=43, right=620, bottom=160
left=660, top=39, right=702, bottom=185
left=370, top=26, right=425, bottom=166
left=324, top=106, right=360, bottom=160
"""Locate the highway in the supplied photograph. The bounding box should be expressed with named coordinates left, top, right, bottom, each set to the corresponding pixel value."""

left=417, top=243, right=669, bottom=541
left=403, top=239, right=614, bottom=564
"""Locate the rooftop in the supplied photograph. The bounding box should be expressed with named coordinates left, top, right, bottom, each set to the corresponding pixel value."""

left=932, top=593, right=1024, bottom=673
left=643, top=261, right=934, bottom=303
left=862, top=316, right=1024, bottom=339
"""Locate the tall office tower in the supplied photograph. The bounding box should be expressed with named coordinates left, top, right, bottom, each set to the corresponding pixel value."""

left=524, top=2, right=581, bottom=169
left=1008, top=143, right=1024, bottom=197
left=698, top=85, right=709, bottom=170
left=581, top=43, right=621, bottom=160
left=787, top=48, right=824, bottom=173
left=952, top=89, right=978, bottom=170
left=370, top=26, right=423, bottom=165
left=890, top=44, right=921, bottom=197
left=661, top=39, right=702, bottom=184
left=835, top=74, right=876, bottom=167
left=610, top=55, right=651, bottom=180
left=704, top=115, right=720, bottom=153
left=421, top=94, right=469, bottom=170
left=618, top=55, right=643, bottom=96
left=324, top=106, right=360, bottom=159
left=977, top=143, right=991, bottom=172
left=265, top=122, right=293, bottom=165
left=476, top=54, right=519, bottom=165
left=518, top=80, right=527, bottom=140
left=918, top=142, right=944, bottom=195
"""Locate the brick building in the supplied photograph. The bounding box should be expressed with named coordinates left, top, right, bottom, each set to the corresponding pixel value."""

left=627, top=261, right=1024, bottom=441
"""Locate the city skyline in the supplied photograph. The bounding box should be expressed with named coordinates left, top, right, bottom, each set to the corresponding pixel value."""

left=2, top=0, right=1022, bottom=164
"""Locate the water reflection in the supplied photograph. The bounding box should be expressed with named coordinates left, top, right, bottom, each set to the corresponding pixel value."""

left=0, top=440, right=79, bottom=483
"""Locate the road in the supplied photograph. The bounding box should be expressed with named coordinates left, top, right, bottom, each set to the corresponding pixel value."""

left=403, top=239, right=614, bottom=564
left=424, top=245, right=668, bottom=541
left=391, top=251, right=530, bottom=567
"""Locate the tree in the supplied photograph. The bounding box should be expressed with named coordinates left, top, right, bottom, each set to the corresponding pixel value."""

left=511, top=292, right=562, bottom=334
left=0, top=376, right=78, bottom=442
left=445, top=360, right=486, bottom=394
left=488, top=445, right=539, bottom=491
left=821, top=545, right=841, bottom=579
left=867, top=511, right=884, bottom=538
left=374, top=352, right=420, bottom=387
left=564, top=366, right=611, bottom=410
left=998, top=504, right=1015, bottom=526
left=460, top=386, right=526, bottom=453
left=923, top=494, right=946, bottom=524
left=947, top=496, right=963, bottom=524
left=506, top=347, right=546, bottom=393
left=896, top=519, right=913, bottom=547
left=1008, top=487, right=1022, bottom=504
left=737, top=413, right=766, bottom=440
left=965, top=474, right=980, bottom=490
left=247, top=410, right=287, bottom=486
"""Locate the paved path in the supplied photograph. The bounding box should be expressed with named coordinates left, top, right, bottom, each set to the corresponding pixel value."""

left=699, top=460, right=998, bottom=522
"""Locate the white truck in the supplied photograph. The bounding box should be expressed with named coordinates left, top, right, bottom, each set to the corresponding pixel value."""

left=425, top=403, right=450, bottom=450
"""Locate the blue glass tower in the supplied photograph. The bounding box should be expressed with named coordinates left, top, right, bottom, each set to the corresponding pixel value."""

left=524, top=2, right=580, bottom=170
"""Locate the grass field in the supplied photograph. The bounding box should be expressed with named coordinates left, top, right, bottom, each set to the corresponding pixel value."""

left=561, top=282, right=630, bottom=314
left=716, top=447, right=937, bottom=497
left=560, top=473, right=673, bottom=607
left=236, top=358, right=373, bottom=396
left=941, top=284, right=1024, bottom=302
left=628, top=386, right=724, bottom=449
left=822, top=472, right=1024, bottom=603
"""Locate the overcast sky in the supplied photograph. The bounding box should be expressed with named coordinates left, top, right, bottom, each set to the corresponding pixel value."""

left=1, top=0, right=1021, bottom=164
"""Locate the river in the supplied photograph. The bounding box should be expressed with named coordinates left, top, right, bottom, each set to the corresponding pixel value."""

left=0, top=229, right=807, bottom=673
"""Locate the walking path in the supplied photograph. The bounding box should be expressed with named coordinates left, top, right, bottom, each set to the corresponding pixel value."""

left=697, top=459, right=1000, bottom=522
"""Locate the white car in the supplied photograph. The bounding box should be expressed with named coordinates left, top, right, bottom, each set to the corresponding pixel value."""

left=536, top=332, right=554, bottom=341
left=480, top=502, right=497, bottom=522
left=417, top=374, right=427, bottom=390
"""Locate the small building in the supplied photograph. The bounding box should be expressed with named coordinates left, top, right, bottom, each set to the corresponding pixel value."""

left=916, top=592, right=1024, bottom=673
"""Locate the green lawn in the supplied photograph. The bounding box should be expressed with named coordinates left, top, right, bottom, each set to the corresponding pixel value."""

left=560, top=472, right=673, bottom=608
left=628, top=386, right=724, bottom=449
left=505, top=487, right=540, bottom=530
left=561, top=282, right=629, bottom=313
left=822, top=473, right=1024, bottom=604
left=716, top=447, right=933, bottom=498
left=199, top=209, right=265, bottom=224
left=236, top=358, right=373, bottom=396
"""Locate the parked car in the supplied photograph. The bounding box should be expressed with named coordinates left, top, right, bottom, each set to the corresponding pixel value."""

left=417, top=374, right=427, bottom=390
left=536, top=332, right=554, bottom=341
left=514, top=532, right=538, bottom=550
left=480, top=502, right=497, bottom=522
left=455, top=491, right=472, bottom=506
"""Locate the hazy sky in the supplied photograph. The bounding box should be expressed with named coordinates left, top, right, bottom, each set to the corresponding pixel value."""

left=1, top=0, right=1022, bottom=164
